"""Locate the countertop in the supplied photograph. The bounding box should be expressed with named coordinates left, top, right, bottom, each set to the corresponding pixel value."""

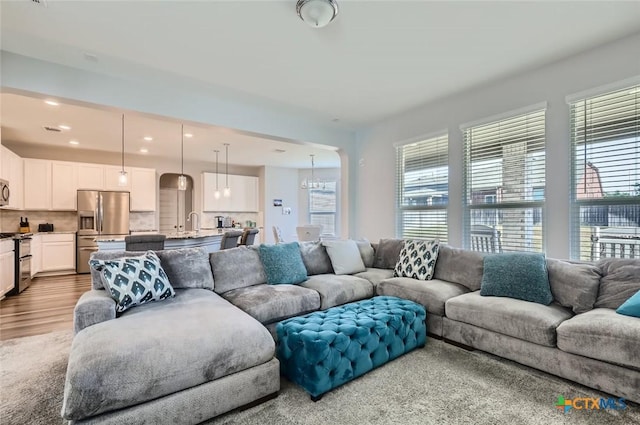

left=96, top=230, right=225, bottom=243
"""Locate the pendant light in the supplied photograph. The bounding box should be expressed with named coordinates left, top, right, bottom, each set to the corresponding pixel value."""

left=301, top=154, right=325, bottom=189
left=213, top=150, right=221, bottom=200
left=223, top=143, right=231, bottom=198
left=177, top=124, right=187, bottom=191
left=296, top=0, right=339, bottom=28
left=118, top=114, right=128, bottom=186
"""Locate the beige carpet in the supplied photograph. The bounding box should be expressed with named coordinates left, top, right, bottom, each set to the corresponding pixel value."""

left=1, top=331, right=638, bottom=425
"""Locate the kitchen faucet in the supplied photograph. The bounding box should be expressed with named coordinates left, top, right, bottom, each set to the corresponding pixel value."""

left=187, top=211, right=200, bottom=233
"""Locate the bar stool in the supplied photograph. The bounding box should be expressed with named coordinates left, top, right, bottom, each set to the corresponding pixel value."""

left=220, top=230, right=243, bottom=250
left=124, top=234, right=166, bottom=251
left=239, top=228, right=260, bottom=246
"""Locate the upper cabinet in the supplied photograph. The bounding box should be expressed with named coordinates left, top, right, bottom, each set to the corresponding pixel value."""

left=202, top=173, right=258, bottom=212
left=22, top=157, right=156, bottom=212
left=1, top=147, right=24, bottom=210
left=130, top=168, right=157, bottom=211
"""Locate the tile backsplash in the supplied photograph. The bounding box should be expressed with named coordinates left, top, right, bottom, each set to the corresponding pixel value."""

left=201, top=212, right=260, bottom=229
left=0, top=210, right=157, bottom=233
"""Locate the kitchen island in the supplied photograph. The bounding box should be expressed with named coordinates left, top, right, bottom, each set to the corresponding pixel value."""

left=96, top=230, right=225, bottom=253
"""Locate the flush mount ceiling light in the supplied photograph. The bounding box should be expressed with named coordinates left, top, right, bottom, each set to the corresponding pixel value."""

left=296, top=0, right=338, bottom=28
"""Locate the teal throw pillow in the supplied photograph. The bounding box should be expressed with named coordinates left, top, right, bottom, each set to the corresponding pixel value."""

left=258, top=242, right=308, bottom=285
left=480, top=252, right=553, bottom=305
left=89, top=251, right=175, bottom=312
left=616, top=289, right=640, bottom=318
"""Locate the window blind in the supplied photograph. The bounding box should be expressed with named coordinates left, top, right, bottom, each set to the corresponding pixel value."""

left=570, top=84, right=639, bottom=260
left=309, top=181, right=337, bottom=236
left=396, top=134, right=448, bottom=242
left=463, top=109, right=546, bottom=253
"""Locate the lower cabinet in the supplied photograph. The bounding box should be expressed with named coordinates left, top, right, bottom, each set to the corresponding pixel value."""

left=0, top=239, right=15, bottom=298
left=39, top=233, right=75, bottom=273
left=31, top=235, right=41, bottom=277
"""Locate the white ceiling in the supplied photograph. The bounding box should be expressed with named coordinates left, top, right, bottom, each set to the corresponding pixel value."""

left=1, top=0, right=639, bottom=167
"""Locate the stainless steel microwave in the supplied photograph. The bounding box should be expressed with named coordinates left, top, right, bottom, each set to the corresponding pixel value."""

left=0, top=179, right=9, bottom=206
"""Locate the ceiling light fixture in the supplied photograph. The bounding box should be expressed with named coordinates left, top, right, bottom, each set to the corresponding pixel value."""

left=301, top=154, right=326, bottom=189
left=44, top=100, right=59, bottom=106
left=58, top=124, right=71, bottom=130
left=184, top=133, right=193, bottom=138
left=140, top=148, right=148, bottom=153
left=143, top=136, right=153, bottom=141
left=213, top=150, right=221, bottom=200
left=69, top=140, right=79, bottom=145
left=223, top=143, right=231, bottom=198
left=178, top=124, right=187, bottom=191
left=118, top=114, right=128, bottom=186
left=296, top=0, right=338, bottom=28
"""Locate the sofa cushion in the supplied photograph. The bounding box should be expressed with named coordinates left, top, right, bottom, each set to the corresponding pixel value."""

left=210, top=246, right=267, bottom=294
left=480, top=252, right=553, bottom=305
left=299, top=241, right=334, bottom=275
left=301, top=274, right=373, bottom=310
left=355, top=239, right=375, bottom=268
left=445, top=292, right=573, bottom=347
left=373, top=238, right=404, bottom=269
left=322, top=240, right=366, bottom=275
left=354, top=268, right=394, bottom=289
left=259, top=242, right=308, bottom=285
left=617, top=290, right=640, bottom=318
left=546, top=258, right=601, bottom=314
left=376, top=277, right=468, bottom=317
left=62, top=289, right=275, bottom=420
left=222, top=283, right=320, bottom=324
left=393, top=239, right=440, bottom=281
left=89, top=251, right=175, bottom=313
left=433, top=245, right=485, bottom=291
left=595, top=258, right=640, bottom=309
left=156, top=247, right=215, bottom=290
left=556, top=308, right=640, bottom=369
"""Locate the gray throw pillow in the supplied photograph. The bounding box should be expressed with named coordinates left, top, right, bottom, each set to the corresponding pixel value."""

left=355, top=239, right=375, bottom=268
left=594, top=258, right=640, bottom=309
left=299, top=241, right=334, bottom=275
left=209, top=246, right=267, bottom=294
left=433, top=245, right=486, bottom=291
left=373, top=238, right=405, bottom=269
left=156, top=247, right=214, bottom=290
left=546, top=258, right=601, bottom=314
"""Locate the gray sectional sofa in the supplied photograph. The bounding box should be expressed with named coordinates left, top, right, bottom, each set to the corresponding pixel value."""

left=62, top=239, right=640, bottom=424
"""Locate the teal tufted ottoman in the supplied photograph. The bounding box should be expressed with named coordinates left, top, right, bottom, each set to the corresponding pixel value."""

left=276, top=296, right=426, bottom=400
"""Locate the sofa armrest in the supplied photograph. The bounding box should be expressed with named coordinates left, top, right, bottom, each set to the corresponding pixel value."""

left=73, top=290, right=117, bottom=334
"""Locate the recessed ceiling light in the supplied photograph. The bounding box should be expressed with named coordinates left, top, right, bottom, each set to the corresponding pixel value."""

left=69, top=140, right=79, bottom=145
left=143, top=136, right=153, bottom=141
left=184, top=133, right=193, bottom=138
left=275, top=149, right=286, bottom=153
left=45, top=100, right=59, bottom=106
left=58, top=124, right=71, bottom=130
left=140, top=148, right=149, bottom=153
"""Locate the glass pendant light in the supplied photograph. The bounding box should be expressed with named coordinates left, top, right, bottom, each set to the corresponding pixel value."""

left=223, top=143, right=231, bottom=198
left=301, top=154, right=325, bottom=189
left=177, top=124, right=187, bottom=191
left=118, top=114, right=128, bottom=186
left=214, top=150, right=221, bottom=200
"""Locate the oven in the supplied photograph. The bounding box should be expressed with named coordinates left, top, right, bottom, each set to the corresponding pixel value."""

left=12, top=234, right=32, bottom=294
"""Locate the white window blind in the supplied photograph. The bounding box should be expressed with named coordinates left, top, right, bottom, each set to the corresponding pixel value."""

left=463, top=109, right=546, bottom=253
left=396, top=134, right=448, bottom=242
left=570, top=84, right=640, bottom=260
left=309, top=181, right=337, bottom=236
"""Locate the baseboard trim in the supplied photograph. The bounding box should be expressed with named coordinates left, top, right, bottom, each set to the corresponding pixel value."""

left=444, top=338, right=474, bottom=351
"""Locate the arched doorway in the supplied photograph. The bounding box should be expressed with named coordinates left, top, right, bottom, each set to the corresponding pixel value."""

left=159, top=173, right=194, bottom=233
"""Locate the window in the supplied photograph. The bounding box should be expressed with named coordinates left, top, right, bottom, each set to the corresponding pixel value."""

left=396, top=134, right=448, bottom=242
left=463, top=108, right=546, bottom=253
left=570, top=84, right=639, bottom=260
left=309, top=181, right=337, bottom=236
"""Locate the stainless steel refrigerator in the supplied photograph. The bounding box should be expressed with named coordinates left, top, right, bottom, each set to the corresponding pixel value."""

left=76, top=190, right=130, bottom=273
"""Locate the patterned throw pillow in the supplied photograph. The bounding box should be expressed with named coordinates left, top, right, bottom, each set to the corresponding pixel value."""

left=89, top=251, right=175, bottom=313
left=394, top=239, right=440, bottom=281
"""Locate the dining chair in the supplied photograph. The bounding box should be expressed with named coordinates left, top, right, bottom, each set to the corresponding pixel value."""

left=272, top=226, right=285, bottom=244
left=296, top=225, right=322, bottom=242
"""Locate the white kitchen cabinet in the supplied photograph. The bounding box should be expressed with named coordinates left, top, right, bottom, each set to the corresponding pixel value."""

left=23, top=159, right=52, bottom=210
left=104, top=165, right=132, bottom=191
left=77, top=163, right=104, bottom=190
left=130, top=168, right=157, bottom=211
left=31, top=234, right=41, bottom=277
left=202, top=173, right=258, bottom=212
left=0, top=239, right=15, bottom=298
left=51, top=161, right=78, bottom=210
left=40, top=233, right=75, bottom=272
left=1, top=147, right=24, bottom=210
left=0, top=146, right=8, bottom=181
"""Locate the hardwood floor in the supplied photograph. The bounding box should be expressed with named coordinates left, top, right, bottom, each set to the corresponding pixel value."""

left=0, top=273, right=90, bottom=341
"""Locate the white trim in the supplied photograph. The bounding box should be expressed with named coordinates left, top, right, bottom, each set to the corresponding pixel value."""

left=393, top=130, right=447, bottom=148
left=459, top=102, right=547, bottom=131
left=566, top=75, right=640, bottom=104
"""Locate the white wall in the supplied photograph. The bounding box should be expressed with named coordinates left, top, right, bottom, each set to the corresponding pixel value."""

left=355, top=33, right=640, bottom=259
left=260, top=166, right=299, bottom=244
